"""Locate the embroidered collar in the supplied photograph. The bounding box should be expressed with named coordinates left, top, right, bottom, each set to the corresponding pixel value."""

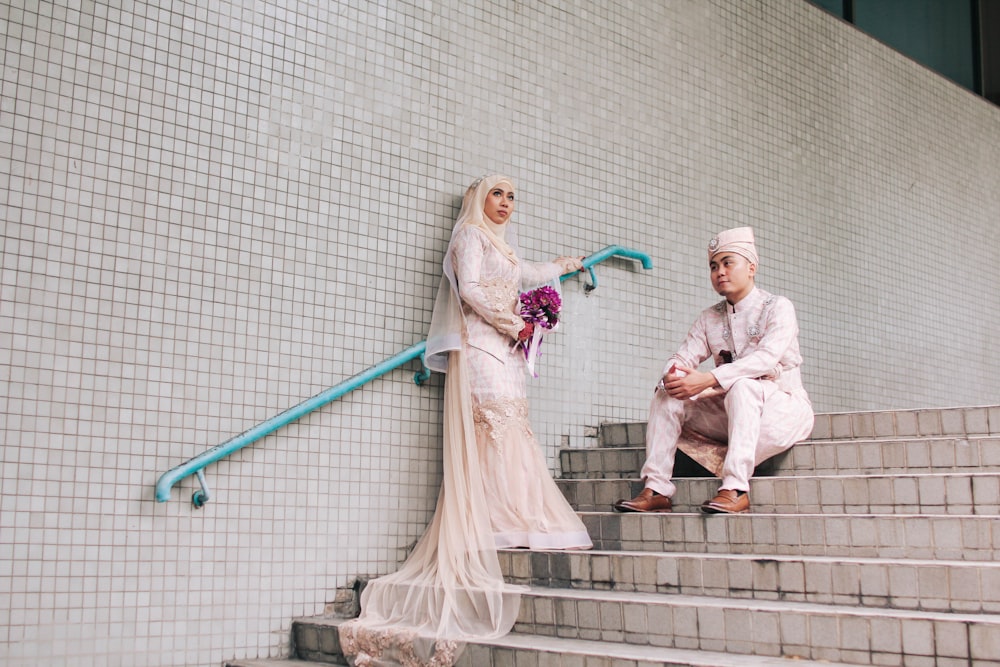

left=714, top=287, right=764, bottom=314
left=716, top=288, right=775, bottom=359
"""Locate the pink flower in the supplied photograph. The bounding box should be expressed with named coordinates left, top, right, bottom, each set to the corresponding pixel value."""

left=519, top=286, right=561, bottom=330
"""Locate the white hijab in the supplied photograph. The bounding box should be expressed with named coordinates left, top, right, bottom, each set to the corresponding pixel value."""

left=425, top=174, right=522, bottom=372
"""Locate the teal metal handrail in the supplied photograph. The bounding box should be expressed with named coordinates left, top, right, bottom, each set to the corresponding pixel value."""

left=154, top=244, right=653, bottom=506
left=570, top=244, right=653, bottom=290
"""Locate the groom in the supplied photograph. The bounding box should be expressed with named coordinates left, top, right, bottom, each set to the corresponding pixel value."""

left=614, top=227, right=814, bottom=514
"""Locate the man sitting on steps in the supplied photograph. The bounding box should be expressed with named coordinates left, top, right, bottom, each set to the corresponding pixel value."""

left=614, top=226, right=814, bottom=514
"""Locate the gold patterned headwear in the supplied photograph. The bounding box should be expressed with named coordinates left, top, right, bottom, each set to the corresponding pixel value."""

left=708, top=226, right=758, bottom=266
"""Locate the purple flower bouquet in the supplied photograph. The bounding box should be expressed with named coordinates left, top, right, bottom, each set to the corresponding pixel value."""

left=518, top=285, right=561, bottom=377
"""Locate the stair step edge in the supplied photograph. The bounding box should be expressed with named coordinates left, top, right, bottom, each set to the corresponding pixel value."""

left=480, top=632, right=873, bottom=667
left=226, top=660, right=338, bottom=667
left=520, top=586, right=1000, bottom=622
left=503, top=547, right=1000, bottom=568
left=290, top=616, right=875, bottom=667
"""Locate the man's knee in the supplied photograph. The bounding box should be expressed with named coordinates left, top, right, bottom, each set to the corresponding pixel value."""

left=724, top=377, right=763, bottom=408
left=650, top=390, right=687, bottom=418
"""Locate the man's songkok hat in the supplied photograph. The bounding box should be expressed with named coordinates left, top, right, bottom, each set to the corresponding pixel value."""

left=708, top=226, right=758, bottom=266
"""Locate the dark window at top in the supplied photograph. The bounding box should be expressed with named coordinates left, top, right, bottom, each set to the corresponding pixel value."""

left=854, top=0, right=975, bottom=90
left=811, top=0, right=848, bottom=17
left=808, top=0, right=999, bottom=106
left=981, top=0, right=1000, bottom=105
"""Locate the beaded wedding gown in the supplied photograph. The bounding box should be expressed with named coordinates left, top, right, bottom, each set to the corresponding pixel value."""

left=338, top=176, right=589, bottom=667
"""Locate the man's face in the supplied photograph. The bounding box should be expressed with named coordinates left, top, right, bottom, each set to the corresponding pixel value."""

left=710, top=253, right=756, bottom=303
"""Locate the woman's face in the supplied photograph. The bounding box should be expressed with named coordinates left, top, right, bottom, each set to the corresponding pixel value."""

left=483, top=184, right=515, bottom=224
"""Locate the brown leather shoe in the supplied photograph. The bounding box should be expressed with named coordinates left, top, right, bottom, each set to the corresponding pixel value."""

left=613, top=488, right=672, bottom=513
left=700, top=489, right=750, bottom=514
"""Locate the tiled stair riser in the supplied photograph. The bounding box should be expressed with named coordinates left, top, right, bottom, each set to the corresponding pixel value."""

left=512, top=589, right=1000, bottom=667
left=501, top=550, right=1000, bottom=614
left=561, top=473, right=1000, bottom=514
left=276, top=597, right=1000, bottom=667
left=785, top=438, right=1000, bottom=475
left=597, top=407, right=1000, bottom=448
left=561, top=438, right=1000, bottom=479
left=458, top=643, right=792, bottom=667
left=283, top=619, right=879, bottom=667
left=289, top=618, right=344, bottom=665
left=809, top=407, right=1000, bottom=442
left=580, top=513, right=1000, bottom=561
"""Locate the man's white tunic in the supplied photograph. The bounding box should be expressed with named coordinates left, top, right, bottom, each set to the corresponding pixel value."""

left=643, top=286, right=814, bottom=496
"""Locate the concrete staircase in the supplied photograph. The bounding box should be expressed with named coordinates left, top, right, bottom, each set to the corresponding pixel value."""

left=228, top=405, right=1000, bottom=667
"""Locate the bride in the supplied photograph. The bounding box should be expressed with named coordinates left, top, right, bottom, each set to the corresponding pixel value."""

left=338, top=174, right=591, bottom=666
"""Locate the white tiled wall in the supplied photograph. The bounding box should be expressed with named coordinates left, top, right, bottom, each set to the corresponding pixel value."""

left=1, top=0, right=998, bottom=664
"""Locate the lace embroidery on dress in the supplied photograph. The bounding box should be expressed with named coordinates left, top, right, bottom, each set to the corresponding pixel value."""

left=473, top=398, right=531, bottom=453
left=478, top=276, right=517, bottom=313
left=339, top=622, right=460, bottom=667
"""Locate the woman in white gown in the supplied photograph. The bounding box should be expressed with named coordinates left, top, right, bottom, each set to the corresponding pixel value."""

left=338, top=174, right=591, bottom=666
left=448, top=175, right=592, bottom=550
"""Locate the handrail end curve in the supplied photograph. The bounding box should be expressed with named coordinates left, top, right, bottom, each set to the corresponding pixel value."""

left=154, top=480, right=173, bottom=503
